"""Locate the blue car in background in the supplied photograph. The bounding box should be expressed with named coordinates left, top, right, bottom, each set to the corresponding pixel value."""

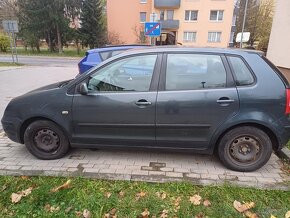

left=78, top=45, right=150, bottom=74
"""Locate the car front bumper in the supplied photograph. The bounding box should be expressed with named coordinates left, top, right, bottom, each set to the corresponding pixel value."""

left=1, top=118, right=22, bottom=143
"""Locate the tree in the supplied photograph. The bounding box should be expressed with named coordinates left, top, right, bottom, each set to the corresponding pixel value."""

left=132, top=24, right=147, bottom=44
left=17, top=0, right=72, bottom=53
left=107, top=31, right=124, bottom=45
left=80, top=0, right=106, bottom=49
left=235, top=0, right=274, bottom=50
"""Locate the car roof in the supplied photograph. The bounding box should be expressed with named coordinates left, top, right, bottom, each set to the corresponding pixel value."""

left=87, top=45, right=151, bottom=54
left=118, top=46, right=265, bottom=56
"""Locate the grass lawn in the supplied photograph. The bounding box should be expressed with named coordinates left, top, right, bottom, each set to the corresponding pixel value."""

left=0, top=62, right=25, bottom=67
left=0, top=47, right=86, bottom=57
left=0, top=176, right=289, bottom=217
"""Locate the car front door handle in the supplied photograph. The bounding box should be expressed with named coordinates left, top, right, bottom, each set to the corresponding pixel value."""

left=135, top=100, right=152, bottom=106
left=216, top=97, right=235, bottom=106
left=216, top=99, right=235, bottom=103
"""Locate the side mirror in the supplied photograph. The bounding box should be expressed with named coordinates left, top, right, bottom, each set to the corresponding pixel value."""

left=79, top=83, right=88, bottom=95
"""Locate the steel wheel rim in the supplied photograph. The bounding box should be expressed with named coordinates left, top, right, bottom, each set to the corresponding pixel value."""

left=228, top=136, right=262, bottom=165
left=33, top=129, right=60, bottom=153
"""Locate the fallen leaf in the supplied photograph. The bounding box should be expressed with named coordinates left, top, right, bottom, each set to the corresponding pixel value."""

left=203, top=199, right=211, bottom=207
left=1, top=185, right=7, bottom=191
left=244, top=211, right=258, bottom=218
left=105, top=192, right=112, bottom=198
left=104, top=208, right=117, bottom=218
left=286, top=211, right=290, bottom=218
left=11, top=187, right=33, bottom=203
left=44, top=204, right=60, bottom=213
left=173, top=197, right=182, bottom=212
left=156, top=192, right=167, bottom=199
left=174, top=197, right=181, bottom=206
left=190, top=194, right=202, bottom=205
left=118, top=191, right=125, bottom=197
left=160, top=209, right=168, bottom=218
left=65, top=206, right=73, bottom=213
left=21, top=176, right=29, bottom=180
left=233, top=200, right=255, bottom=213
left=83, top=209, right=91, bottom=218
left=141, top=208, right=150, bottom=218
left=75, top=211, right=82, bottom=217
left=51, top=179, right=71, bottom=193
left=136, top=191, right=146, bottom=200
left=195, top=212, right=205, bottom=218
left=270, top=215, right=276, bottom=218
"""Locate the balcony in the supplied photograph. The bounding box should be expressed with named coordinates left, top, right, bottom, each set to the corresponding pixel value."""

left=160, top=19, right=180, bottom=29
left=154, top=0, right=181, bottom=9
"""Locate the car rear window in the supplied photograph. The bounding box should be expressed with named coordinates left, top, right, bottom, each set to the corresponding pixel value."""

left=227, top=56, right=255, bottom=86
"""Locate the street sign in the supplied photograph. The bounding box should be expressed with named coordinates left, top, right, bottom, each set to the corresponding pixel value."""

left=2, top=20, right=19, bottom=33
left=236, top=32, right=250, bottom=43
left=144, top=22, right=161, bottom=37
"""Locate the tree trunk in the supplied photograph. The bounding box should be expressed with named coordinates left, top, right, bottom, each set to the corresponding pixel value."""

left=56, top=24, right=62, bottom=54
left=47, top=31, right=53, bottom=52
left=76, top=39, right=80, bottom=55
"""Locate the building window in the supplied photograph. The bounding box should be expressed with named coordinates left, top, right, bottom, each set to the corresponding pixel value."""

left=160, top=10, right=165, bottom=21
left=140, top=12, right=146, bottom=23
left=140, top=0, right=147, bottom=3
left=208, top=32, right=222, bottom=42
left=210, top=10, right=224, bottom=21
left=185, top=10, right=198, bottom=21
left=183, top=32, right=197, bottom=42
left=167, top=10, right=174, bottom=20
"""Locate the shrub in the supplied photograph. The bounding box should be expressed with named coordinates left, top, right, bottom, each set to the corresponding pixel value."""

left=0, top=34, right=10, bottom=52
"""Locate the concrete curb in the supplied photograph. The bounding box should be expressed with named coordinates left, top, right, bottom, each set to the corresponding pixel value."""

left=276, top=147, right=290, bottom=162
left=0, top=169, right=289, bottom=191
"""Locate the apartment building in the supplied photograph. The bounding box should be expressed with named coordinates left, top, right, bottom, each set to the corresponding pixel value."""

left=267, top=0, right=290, bottom=77
left=107, top=0, right=235, bottom=47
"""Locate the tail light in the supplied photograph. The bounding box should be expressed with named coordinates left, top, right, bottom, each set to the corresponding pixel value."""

left=286, top=89, right=290, bottom=114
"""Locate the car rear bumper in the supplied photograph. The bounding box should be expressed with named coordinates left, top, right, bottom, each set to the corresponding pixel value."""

left=273, top=116, right=290, bottom=150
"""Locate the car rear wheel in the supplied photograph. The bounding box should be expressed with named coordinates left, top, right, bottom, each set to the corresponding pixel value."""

left=24, top=120, right=70, bottom=160
left=218, top=126, right=272, bottom=172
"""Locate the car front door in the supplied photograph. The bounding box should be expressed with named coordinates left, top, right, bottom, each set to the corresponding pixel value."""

left=72, top=54, right=161, bottom=147
left=156, top=53, right=239, bottom=150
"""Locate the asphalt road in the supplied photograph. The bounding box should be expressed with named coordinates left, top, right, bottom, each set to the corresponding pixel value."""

left=0, top=55, right=80, bottom=67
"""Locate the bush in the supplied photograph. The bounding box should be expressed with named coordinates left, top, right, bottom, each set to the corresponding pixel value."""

left=0, top=34, right=10, bottom=52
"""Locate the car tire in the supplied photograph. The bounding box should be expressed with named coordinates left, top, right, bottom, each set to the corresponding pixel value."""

left=218, top=126, right=272, bottom=172
left=24, top=120, right=70, bottom=160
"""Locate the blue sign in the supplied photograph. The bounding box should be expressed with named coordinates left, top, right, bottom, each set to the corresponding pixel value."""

left=144, top=22, right=161, bottom=37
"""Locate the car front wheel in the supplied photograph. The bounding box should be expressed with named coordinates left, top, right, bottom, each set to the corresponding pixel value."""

left=24, top=120, right=70, bottom=160
left=218, top=126, right=273, bottom=172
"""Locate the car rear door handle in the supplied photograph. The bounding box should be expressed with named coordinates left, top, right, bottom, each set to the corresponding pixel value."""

left=135, top=100, right=152, bottom=106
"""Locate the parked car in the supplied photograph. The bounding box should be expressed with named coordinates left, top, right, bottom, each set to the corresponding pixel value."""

left=78, top=45, right=150, bottom=74
left=2, top=47, right=290, bottom=172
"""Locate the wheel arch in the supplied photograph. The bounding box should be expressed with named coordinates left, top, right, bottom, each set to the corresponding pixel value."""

left=19, top=117, right=69, bottom=144
left=213, top=122, right=280, bottom=152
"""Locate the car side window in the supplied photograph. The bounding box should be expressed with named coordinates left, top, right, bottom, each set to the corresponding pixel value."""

left=88, top=55, right=157, bottom=92
left=227, top=56, right=254, bottom=86
left=166, top=54, right=227, bottom=90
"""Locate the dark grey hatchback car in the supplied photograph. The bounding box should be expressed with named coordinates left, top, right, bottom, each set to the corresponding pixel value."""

left=2, top=47, right=290, bottom=172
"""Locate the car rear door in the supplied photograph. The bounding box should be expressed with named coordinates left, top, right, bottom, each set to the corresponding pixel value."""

left=156, top=52, right=239, bottom=150
left=72, top=53, right=161, bottom=147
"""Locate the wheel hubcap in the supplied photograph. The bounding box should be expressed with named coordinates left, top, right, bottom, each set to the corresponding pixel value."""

left=229, top=136, right=261, bottom=163
left=33, top=129, right=60, bottom=152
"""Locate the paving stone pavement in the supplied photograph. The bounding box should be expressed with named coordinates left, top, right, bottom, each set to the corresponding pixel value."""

left=0, top=134, right=289, bottom=190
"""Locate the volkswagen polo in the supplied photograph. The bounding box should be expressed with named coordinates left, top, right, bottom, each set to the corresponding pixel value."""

left=2, top=47, right=290, bottom=172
